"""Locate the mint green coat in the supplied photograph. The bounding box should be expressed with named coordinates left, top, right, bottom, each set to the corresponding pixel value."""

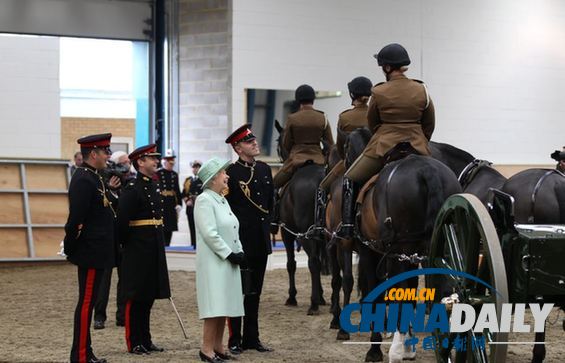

left=194, top=189, right=244, bottom=319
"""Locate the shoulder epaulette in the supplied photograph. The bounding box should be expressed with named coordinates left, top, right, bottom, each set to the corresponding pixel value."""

left=374, top=81, right=386, bottom=87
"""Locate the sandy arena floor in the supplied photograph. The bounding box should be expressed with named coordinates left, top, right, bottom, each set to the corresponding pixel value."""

left=0, top=264, right=563, bottom=362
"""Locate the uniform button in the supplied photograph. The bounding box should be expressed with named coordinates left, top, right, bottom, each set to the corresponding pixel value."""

left=257, top=192, right=260, bottom=195
left=147, top=195, right=151, bottom=197
left=151, top=202, right=154, bottom=205
left=233, top=226, right=236, bottom=229
left=261, top=217, right=265, bottom=221
left=152, top=210, right=155, bottom=213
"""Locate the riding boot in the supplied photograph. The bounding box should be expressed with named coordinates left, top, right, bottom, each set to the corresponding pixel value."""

left=314, top=188, right=327, bottom=230
left=339, top=177, right=356, bottom=238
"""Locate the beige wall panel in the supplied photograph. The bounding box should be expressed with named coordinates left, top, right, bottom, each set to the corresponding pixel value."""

left=0, top=193, right=25, bottom=224
left=29, top=194, right=68, bottom=224
left=493, top=164, right=555, bottom=179
left=61, top=117, right=135, bottom=162
left=0, top=164, right=22, bottom=189
left=0, top=229, right=28, bottom=258
left=33, top=228, right=65, bottom=258
left=26, top=165, right=68, bottom=190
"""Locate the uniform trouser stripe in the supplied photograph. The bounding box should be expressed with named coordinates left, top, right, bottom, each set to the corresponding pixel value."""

left=79, top=269, right=96, bottom=363
left=125, top=300, right=132, bottom=351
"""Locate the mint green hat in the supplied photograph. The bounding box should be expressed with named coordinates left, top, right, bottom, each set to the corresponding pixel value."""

left=198, top=157, right=231, bottom=186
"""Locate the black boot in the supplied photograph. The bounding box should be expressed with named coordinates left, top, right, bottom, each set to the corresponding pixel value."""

left=339, top=178, right=356, bottom=238
left=314, top=188, right=327, bottom=230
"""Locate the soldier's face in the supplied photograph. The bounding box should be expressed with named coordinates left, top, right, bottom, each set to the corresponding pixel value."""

left=560, top=160, right=565, bottom=169
left=163, top=158, right=175, bottom=170
left=91, top=149, right=110, bottom=170
left=236, top=139, right=260, bottom=157
left=139, top=156, right=159, bottom=176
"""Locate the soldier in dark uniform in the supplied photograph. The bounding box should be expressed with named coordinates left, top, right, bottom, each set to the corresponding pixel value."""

left=65, top=133, right=115, bottom=363
left=182, top=160, right=204, bottom=248
left=272, top=84, right=335, bottom=188
left=314, top=76, right=373, bottom=228
left=224, top=125, right=274, bottom=354
left=341, top=43, right=436, bottom=237
left=157, top=149, right=182, bottom=246
left=118, top=144, right=171, bottom=355
left=551, top=148, right=565, bottom=173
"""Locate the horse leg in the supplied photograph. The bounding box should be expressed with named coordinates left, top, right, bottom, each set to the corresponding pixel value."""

left=329, top=240, right=342, bottom=329
left=336, top=244, right=353, bottom=340
left=303, top=239, right=322, bottom=315
left=531, top=321, right=546, bottom=363
left=283, top=230, right=297, bottom=306
left=317, top=238, right=327, bottom=306
left=360, top=248, right=383, bottom=362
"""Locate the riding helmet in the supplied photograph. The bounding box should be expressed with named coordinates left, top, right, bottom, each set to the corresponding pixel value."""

left=374, top=43, right=411, bottom=67
left=347, top=76, right=373, bottom=98
left=295, top=84, right=316, bottom=103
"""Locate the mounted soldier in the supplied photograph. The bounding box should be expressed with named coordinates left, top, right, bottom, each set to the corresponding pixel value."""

left=315, top=76, right=373, bottom=228
left=551, top=147, right=565, bottom=173
left=273, top=84, right=334, bottom=189
left=340, top=43, right=436, bottom=237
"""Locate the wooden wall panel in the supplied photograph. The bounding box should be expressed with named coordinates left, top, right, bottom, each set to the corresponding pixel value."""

left=0, top=164, right=21, bottom=189
left=29, top=194, right=68, bottom=224
left=26, top=165, right=68, bottom=190
left=0, top=193, right=25, bottom=224
left=0, top=228, right=28, bottom=258
left=33, top=228, right=65, bottom=258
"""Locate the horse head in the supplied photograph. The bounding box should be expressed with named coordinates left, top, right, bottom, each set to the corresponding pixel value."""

left=274, top=119, right=288, bottom=162
left=344, top=127, right=372, bottom=168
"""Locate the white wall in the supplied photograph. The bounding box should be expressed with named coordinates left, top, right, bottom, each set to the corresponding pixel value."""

left=0, top=35, right=60, bottom=158
left=232, top=0, right=565, bottom=164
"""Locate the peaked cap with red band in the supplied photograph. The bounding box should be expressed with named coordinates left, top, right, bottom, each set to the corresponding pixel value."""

left=77, top=133, right=112, bottom=148
left=128, top=143, right=161, bottom=161
left=225, top=124, right=256, bottom=145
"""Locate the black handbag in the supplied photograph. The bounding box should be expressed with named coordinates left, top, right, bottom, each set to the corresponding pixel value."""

left=240, top=268, right=257, bottom=296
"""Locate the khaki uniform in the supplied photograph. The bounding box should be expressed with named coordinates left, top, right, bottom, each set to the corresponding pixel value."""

left=319, top=103, right=368, bottom=190
left=336, top=103, right=369, bottom=159
left=345, top=73, right=435, bottom=183
left=273, top=106, right=334, bottom=188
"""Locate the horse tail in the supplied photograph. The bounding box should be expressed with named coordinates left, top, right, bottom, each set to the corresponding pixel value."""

left=419, top=163, right=445, bottom=234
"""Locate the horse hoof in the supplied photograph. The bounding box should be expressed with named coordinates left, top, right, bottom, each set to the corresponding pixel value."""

left=336, top=330, right=350, bottom=340
left=285, top=297, right=297, bottom=306
left=307, top=307, right=320, bottom=316
left=329, top=320, right=340, bottom=329
left=364, top=350, right=383, bottom=362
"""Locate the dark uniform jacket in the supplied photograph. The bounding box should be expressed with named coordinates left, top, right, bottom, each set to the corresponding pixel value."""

left=118, top=172, right=171, bottom=301
left=64, top=163, right=116, bottom=269
left=182, top=175, right=204, bottom=203
left=281, top=105, right=335, bottom=172
left=336, top=103, right=369, bottom=159
left=157, top=168, right=182, bottom=232
left=226, top=159, right=274, bottom=258
left=365, top=73, right=435, bottom=157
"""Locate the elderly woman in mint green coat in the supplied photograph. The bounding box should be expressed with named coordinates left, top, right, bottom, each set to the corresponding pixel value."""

left=194, top=157, right=245, bottom=363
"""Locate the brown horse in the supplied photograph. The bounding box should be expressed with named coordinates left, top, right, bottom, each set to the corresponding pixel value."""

left=324, top=145, right=358, bottom=340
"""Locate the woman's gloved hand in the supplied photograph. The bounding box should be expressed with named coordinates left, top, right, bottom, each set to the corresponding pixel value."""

left=226, top=252, right=246, bottom=265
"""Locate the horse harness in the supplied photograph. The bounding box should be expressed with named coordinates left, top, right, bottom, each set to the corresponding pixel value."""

left=458, top=159, right=493, bottom=189
left=528, top=169, right=565, bottom=223
left=356, top=159, right=428, bottom=264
